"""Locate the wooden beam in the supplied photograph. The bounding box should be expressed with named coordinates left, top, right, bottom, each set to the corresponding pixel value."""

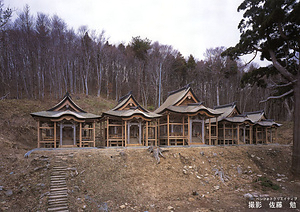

left=54, top=122, right=57, bottom=148
left=79, top=122, right=82, bottom=147
left=37, top=120, right=40, bottom=148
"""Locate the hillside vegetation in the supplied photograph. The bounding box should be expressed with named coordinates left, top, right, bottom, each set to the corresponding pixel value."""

left=0, top=95, right=116, bottom=149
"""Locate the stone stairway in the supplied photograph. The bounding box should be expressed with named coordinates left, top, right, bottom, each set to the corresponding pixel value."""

left=48, top=155, right=69, bottom=212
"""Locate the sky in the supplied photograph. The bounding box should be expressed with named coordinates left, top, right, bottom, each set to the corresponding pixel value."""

left=4, top=0, right=268, bottom=65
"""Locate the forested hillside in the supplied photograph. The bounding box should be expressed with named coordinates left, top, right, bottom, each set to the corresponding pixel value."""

left=0, top=3, right=293, bottom=121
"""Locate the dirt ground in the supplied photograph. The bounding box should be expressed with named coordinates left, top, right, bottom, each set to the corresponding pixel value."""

left=0, top=143, right=299, bottom=212
left=0, top=98, right=298, bottom=211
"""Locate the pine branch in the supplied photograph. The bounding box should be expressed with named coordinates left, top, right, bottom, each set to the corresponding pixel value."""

left=268, top=80, right=297, bottom=89
left=260, top=89, right=294, bottom=103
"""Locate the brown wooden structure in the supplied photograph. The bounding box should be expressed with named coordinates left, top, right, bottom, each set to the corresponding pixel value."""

left=155, top=85, right=222, bottom=146
left=100, top=92, right=161, bottom=147
left=211, top=103, right=281, bottom=145
left=31, top=93, right=100, bottom=148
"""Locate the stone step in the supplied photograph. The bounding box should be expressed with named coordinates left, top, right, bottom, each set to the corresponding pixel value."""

left=48, top=202, right=68, bottom=208
left=50, top=190, right=68, bottom=194
left=47, top=206, right=68, bottom=211
left=50, top=183, right=67, bottom=187
left=48, top=194, right=68, bottom=199
left=51, top=181, right=66, bottom=184
left=50, top=177, right=66, bottom=180
left=50, top=187, right=68, bottom=192
left=48, top=197, right=68, bottom=203
left=50, top=185, right=67, bottom=188
left=48, top=199, right=68, bottom=204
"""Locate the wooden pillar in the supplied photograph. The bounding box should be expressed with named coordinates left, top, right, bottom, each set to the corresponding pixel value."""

left=266, top=128, right=268, bottom=144
left=106, top=118, right=109, bottom=147
left=167, top=113, right=170, bottom=146
left=124, top=120, right=127, bottom=147
left=216, top=117, right=218, bottom=145
left=37, top=120, right=40, bottom=148
left=127, top=122, right=130, bottom=145
left=231, top=124, right=234, bottom=144
left=202, top=118, right=205, bottom=144
left=139, top=121, right=142, bottom=145
left=223, top=123, right=225, bottom=145
left=73, top=123, right=76, bottom=146
left=188, top=116, right=191, bottom=145
left=209, top=118, right=211, bottom=145
left=275, top=127, right=278, bottom=143
left=122, top=121, right=124, bottom=147
left=146, top=121, right=149, bottom=146
left=60, top=123, right=63, bottom=146
left=79, top=122, right=82, bottom=147
left=93, top=122, right=96, bottom=147
left=243, top=126, right=246, bottom=143
left=182, top=116, right=185, bottom=145
left=157, top=119, right=160, bottom=146
left=237, top=124, right=240, bottom=145
left=155, top=120, right=158, bottom=146
left=270, top=128, right=273, bottom=143
left=255, top=127, right=258, bottom=144
left=54, top=122, right=57, bottom=148
left=250, top=125, right=253, bottom=144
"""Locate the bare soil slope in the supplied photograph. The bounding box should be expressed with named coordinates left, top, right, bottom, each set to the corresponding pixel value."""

left=0, top=97, right=298, bottom=211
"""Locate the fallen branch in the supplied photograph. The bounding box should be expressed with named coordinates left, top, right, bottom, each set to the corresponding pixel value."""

left=148, top=146, right=167, bottom=164
left=0, top=92, right=10, bottom=100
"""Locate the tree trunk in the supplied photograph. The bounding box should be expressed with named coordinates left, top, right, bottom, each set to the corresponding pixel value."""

left=291, top=72, right=300, bottom=177
left=216, top=80, right=220, bottom=106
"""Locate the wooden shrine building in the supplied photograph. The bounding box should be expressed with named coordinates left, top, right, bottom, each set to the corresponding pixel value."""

left=100, top=92, right=161, bottom=147
left=154, top=85, right=222, bottom=146
left=31, top=93, right=100, bottom=148
left=211, top=103, right=281, bottom=145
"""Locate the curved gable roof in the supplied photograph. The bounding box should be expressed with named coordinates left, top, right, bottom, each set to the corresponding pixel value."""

left=155, top=84, right=199, bottom=114
left=48, top=92, right=86, bottom=113
left=103, top=92, right=161, bottom=120
left=31, top=92, right=100, bottom=120
left=213, top=102, right=240, bottom=121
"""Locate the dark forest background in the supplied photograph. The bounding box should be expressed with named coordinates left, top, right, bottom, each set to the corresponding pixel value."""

left=0, top=4, right=294, bottom=121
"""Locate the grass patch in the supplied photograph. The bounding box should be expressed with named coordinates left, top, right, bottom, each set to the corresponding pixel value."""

left=254, top=177, right=280, bottom=190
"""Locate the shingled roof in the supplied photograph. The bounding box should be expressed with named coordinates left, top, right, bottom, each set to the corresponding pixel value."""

left=31, top=92, right=100, bottom=120
left=102, top=92, right=161, bottom=120
left=211, top=106, right=281, bottom=127
left=154, top=85, right=222, bottom=117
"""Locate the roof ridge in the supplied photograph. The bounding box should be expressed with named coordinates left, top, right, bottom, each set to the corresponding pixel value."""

left=214, top=102, right=236, bottom=109
left=118, top=91, right=132, bottom=103
left=167, top=84, right=190, bottom=97
left=243, top=110, right=264, bottom=115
